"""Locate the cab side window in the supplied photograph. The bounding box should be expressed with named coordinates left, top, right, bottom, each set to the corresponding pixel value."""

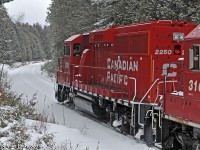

left=190, top=45, right=200, bottom=70
left=73, top=43, right=81, bottom=56
left=64, top=44, right=70, bottom=56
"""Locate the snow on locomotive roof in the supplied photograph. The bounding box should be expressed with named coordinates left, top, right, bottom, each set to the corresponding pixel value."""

left=65, top=34, right=81, bottom=42
left=185, top=24, right=200, bottom=40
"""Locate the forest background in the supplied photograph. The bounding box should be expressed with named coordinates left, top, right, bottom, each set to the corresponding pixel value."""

left=1, top=0, right=200, bottom=149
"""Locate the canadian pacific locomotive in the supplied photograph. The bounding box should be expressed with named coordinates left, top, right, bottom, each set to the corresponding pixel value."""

left=55, top=20, right=200, bottom=149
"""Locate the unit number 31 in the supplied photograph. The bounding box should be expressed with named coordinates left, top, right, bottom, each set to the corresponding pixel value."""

left=188, top=80, right=200, bottom=92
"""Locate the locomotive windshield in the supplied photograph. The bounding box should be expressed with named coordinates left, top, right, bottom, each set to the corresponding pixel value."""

left=64, top=43, right=70, bottom=56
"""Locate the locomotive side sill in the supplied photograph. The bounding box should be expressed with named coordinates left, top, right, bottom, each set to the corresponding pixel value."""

left=74, top=87, right=98, bottom=96
left=76, top=91, right=93, bottom=102
left=131, top=101, right=159, bottom=106
left=75, top=91, right=130, bottom=106
left=164, top=114, right=200, bottom=128
left=74, top=86, right=159, bottom=107
left=117, top=99, right=130, bottom=106
left=74, top=86, right=130, bottom=102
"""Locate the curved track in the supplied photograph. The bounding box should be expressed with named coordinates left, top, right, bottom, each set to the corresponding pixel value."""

left=7, top=62, right=157, bottom=150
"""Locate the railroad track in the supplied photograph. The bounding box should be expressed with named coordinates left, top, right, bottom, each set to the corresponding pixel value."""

left=61, top=101, right=160, bottom=150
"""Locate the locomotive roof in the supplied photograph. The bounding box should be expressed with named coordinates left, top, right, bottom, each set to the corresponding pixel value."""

left=88, top=20, right=195, bottom=43
left=65, top=34, right=81, bottom=42
left=185, top=24, right=200, bottom=40
left=89, top=28, right=115, bottom=43
left=115, top=20, right=195, bottom=32
left=90, top=20, right=186, bottom=33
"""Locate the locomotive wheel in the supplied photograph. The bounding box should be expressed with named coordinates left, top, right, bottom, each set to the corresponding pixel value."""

left=92, top=103, right=107, bottom=120
left=57, top=84, right=65, bottom=102
left=117, top=115, right=129, bottom=134
left=162, top=118, right=172, bottom=149
left=57, top=91, right=63, bottom=102
left=58, top=91, right=67, bottom=103
left=68, top=97, right=75, bottom=109
left=156, top=116, right=161, bottom=143
left=144, top=117, right=154, bottom=147
left=110, top=112, right=115, bottom=126
left=59, top=88, right=70, bottom=103
left=162, top=119, right=182, bottom=149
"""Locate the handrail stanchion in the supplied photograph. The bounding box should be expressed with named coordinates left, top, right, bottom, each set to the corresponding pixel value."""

left=137, top=78, right=160, bottom=126
left=129, top=77, right=136, bottom=128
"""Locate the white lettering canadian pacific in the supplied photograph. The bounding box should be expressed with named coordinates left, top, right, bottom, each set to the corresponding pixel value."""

left=106, top=56, right=138, bottom=85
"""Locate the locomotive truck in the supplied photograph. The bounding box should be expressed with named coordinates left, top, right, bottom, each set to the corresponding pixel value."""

left=55, top=20, right=199, bottom=149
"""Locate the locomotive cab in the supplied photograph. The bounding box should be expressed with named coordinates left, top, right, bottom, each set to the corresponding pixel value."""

left=56, top=34, right=90, bottom=102
left=57, top=35, right=82, bottom=86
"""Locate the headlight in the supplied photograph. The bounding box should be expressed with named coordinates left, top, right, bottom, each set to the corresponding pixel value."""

left=173, top=32, right=184, bottom=41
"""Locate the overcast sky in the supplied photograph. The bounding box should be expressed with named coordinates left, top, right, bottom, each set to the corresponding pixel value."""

left=5, top=0, right=51, bottom=25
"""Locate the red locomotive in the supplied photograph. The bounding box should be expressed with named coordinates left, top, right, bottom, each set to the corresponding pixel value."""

left=55, top=20, right=199, bottom=149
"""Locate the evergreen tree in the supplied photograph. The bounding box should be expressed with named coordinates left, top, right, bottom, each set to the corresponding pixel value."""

left=14, top=23, right=47, bottom=61
left=112, top=0, right=141, bottom=25
left=94, top=0, right=115, bottom=28
left=0, top=0, right=13, bottom=5
left=0, top=6, right=51, bottom=63
left=112, top=0, right=200, bottom=25
left=42, top=26, right=51, bottom=59
left=0, top=2, right=51, bottom=64
left=47, top=0, right=98, bottom=57
left=0, top=6, right=13, bottom=64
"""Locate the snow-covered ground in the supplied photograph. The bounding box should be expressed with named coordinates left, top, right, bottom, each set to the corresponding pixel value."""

left=6, top=62, right=157, bottom=150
